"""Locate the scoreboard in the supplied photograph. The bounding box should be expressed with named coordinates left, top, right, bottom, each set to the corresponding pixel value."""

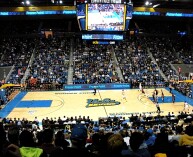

left=77, top=0, right=124, bottom=4
left=76, top=0, right=133, bottom=42
left=76, top=0, right=133, bottom=31
left=87, top=3, right=125, bottom=31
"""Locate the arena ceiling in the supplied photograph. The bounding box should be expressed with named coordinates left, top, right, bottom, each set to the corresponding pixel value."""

left=0, top=0, right=192, bottom=9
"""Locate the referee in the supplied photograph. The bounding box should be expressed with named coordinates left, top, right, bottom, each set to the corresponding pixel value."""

left=156, top=102, right=161, bottom=113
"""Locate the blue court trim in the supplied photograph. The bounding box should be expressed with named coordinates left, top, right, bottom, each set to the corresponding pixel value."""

left=16, top=100, right=52, bottom=108
left=165, top=87, right=193, bottom=106
left=148, top=87, right=193, bottom=106
left=0, top=92, right=27, bottom=118
left=149, top=96, right=182, bottom=103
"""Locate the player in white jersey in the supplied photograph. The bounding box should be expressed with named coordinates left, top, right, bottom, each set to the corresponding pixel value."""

left=122, top=89, right=127, bottom=102
left=139, top=82, right=142, bottom=92
left=183, top=101, right=189, bottom=112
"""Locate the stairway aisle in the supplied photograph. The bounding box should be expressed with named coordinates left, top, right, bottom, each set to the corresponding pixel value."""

left=21, top=48, right=36, bottom=84
left=67, top=38, right=74, bottom=84
left=111, top=47, right=124, bottom=82
left=147, top=48, right=168, bottom=81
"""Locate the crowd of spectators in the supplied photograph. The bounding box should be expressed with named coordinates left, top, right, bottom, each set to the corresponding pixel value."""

left=0, top=33, right=192, bottom=88
left=147, top=36, right=193, bottom=80
left=73, top=43, right=121, bottom=84
left=132, top=19, right=192, bottom=75
left=26, top=37, right=69, bottom=90
left=115, top=37, right=164, bottom=88
left=147, top=36, right=180, bottom=80
left=0, top=38, right=33, bottom=67
left=1, top=111, right=193, bottom=157
left=0, top=38, right=34, bottom=84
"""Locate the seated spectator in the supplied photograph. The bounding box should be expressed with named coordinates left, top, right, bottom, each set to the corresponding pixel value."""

left=54, top=130, right=70, bottom=150
left=179, top=125, right=193, bottom=146
left=0, top=124, right=7, bottom=157
left=39, top=128, right=63, bottom=157
left=7, top=127, right=20, bottom=146
left=86, top=133, right=101, bottom=156
left=144, top=129, right=156, bottom=148
left=122, top=131, right=151, bottom=157
left=64, top=124, right=97, bottom=157
left=170, top=125, right=184, bottom=144
left=19, top=130, right=45, bottom=157
left=106, top=133, right=125, bottom=157
left=149, top=131, right=173, bottom=157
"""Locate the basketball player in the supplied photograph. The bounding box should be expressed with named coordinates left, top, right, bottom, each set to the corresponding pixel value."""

left=152, top=93, right=155, bottom=103
left=139, top=82, right=142, bottom=92
left=169, top=84, right=173, bottom=93
left=154, top=88, right=158, bottom=97
left=156, top=102, right=161, bottom=114
left=154, top=89, right=158, bottom=103
left=172, top=93, right=175, bottom=103
left=161, top=89, right=164, bottom=102
left=122, top=89, right=127, bottom=102
left=183, top=101, right=189, bottom=112
left=93, top=88, right=97, bottom=95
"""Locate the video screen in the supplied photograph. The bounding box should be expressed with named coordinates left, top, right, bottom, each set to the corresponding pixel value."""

left=87, top=4, right=125, bottom=31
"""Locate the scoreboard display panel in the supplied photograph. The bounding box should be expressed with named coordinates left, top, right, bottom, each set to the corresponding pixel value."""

left=87, top=3, right=125, bottom=31
left=76, top=0, right=133, bottom=41
left=82, top=34, right=123, bottom=40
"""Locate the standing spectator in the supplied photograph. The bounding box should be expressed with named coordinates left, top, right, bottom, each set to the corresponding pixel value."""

left=55, top=130, right=70, bottom=150
left=149, top=132, right=173, bottom=157
left=19, top=130, right=45, bottom=157
left=64, top=124, right=97, bottom=157
left=123, top=132, right=151, bottom=157
left=40, top=128, right=63, bottom=157
left=8, top=127, right=20, bottom=146
left=107, top=133, right=125, bottom=157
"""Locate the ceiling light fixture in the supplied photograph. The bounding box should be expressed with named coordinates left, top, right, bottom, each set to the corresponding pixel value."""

left=26, top=0, right=30, bottom=5
left=145, top=1, right=149, bottom=6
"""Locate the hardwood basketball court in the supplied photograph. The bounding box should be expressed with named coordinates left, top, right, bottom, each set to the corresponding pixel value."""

left=4, top=88, right=192, bottom=121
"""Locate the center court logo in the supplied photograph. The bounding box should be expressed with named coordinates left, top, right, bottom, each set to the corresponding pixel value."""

left=86, top=98, right=120, bottom=107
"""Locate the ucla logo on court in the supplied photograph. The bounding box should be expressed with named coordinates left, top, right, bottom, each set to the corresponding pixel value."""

left=86, top=98, right=120, bottom=107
